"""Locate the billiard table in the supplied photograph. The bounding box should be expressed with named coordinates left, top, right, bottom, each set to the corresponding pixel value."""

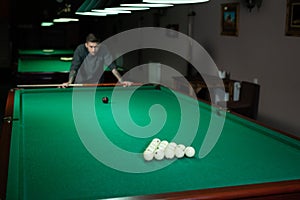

left=16, top=49, right=126, bottom=85
left=1, top=85, right=300, bottom=199
left=19, top=49, right=74, bottom=57
left=16, top=49, right=74, bottom=84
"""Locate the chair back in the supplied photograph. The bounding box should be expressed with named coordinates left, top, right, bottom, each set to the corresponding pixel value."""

left=238, top=81, right=260, bottom=119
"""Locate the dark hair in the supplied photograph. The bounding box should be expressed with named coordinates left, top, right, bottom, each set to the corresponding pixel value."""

left=86, top=33, right=100, bottom=43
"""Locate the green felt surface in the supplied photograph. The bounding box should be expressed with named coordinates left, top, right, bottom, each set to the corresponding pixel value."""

left=18, top=59, right=124, bottom=73
left=18, top=59, right=72, bottom=72
left=18, top=49, right=73, bottom=73
left=19, top=49, right=74, bottom=56
left=17, top=49, right=124, bottom=74
left=6, top=86, right=300, bottom=199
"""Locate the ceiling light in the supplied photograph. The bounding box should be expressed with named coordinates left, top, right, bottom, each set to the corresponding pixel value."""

left=75, top=12, right=107, bottom=16
left=105, top=7, right=150, bottom=11
left=120, top=3, right=173, bottom=7
left=41, top=22, right=54, bottom=27
left=92, top=9, right=132, bottom=14
left=143, top=0, right=209, bottom=4
left=53, top=18, right=79, bottom=22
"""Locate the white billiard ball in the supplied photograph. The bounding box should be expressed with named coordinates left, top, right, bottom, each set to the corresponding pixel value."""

left=159, top=140, right=169, bottom=148
left=177, top=144, right=186, bottom=150
left=164, top=148, right=175, bottom=159
left=146, top=139, right=161, bottom=152
left=175, top=148, right=185, bottom=158
left=157, top=140, right=168, bottom=150
left=185, top=146, right=195, bottom=158
left=168, top=142, right=177, bottom=148
left=154, top=149, right=164, bottom=160
left=143, top=150, right=154, bottom=161
left=152, top=138, right=161, bottom=144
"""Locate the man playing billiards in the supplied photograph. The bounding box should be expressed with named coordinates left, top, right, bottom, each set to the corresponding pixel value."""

left=60, top=33, right=132, bottom=88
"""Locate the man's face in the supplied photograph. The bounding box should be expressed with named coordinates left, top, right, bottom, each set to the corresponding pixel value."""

left=85, top=42, right=99, bottom=55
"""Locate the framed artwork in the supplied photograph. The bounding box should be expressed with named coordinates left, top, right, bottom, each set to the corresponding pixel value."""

left=221, top=3, right=239, bottom=36
left=285, top=0, right=300, bottom=36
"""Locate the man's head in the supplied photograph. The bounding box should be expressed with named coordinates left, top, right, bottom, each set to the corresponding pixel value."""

left=85, top=33, right=100, bottom=55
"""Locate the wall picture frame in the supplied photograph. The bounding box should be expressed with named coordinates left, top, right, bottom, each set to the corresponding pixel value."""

left=221, top=3, right=240, bottom=36
left=285, top=0, right=300, bottom=36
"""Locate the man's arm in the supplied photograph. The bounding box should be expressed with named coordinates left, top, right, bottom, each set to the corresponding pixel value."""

left=59, top=70, right=76, bottom=88
left=59, top=45, right=86, bottom=88
left=111, top=68, right=123, bottom=82
left=111, top=69, right=132, bottom=87
left=102, top=44, right=132, bottom=86
left=64, top=69, right=75, bottom=83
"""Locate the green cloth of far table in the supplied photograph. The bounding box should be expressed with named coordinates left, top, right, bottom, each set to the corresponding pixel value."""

left=18, top=58, right=125, bottom=73
left=19, top=49, right=74, bottom=56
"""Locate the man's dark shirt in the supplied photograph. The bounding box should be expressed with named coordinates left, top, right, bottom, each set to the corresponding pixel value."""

left=69, top=44, right=116, bottom=84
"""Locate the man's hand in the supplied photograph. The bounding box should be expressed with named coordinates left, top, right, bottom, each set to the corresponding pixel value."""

left=112, top=69, right=133, bottom=87
left=58, top=82, right=71, bottom=88
left=120, top=81, right=133, bottom=87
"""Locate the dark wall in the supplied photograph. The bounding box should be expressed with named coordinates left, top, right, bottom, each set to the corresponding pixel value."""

left=10, top=0, right=84, bottom=49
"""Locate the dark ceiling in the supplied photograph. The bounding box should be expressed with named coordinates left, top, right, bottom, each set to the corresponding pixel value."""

left=13, top=0, right=85, bottom=24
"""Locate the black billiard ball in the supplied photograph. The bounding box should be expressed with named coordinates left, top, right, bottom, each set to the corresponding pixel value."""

left=102, top=97, right=109, bottom=103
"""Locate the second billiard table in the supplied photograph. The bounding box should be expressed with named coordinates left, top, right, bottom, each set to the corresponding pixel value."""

left=16, top=49, right=74, bottom=84
left=16, top=49, right=126, bottom=85
left=0, top=85, right=300, bottom=199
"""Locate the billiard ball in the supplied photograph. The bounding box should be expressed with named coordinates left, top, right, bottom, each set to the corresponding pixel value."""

left=185, top=146, right=195, bottom=157
left=164, top=148, right=175, bottom=159
left=175, top=146, right=185, bottom=158
left=143, top=150, right=154, bottom=161
left=175, top=149, right=184, bottom=158
left=102, top=97, right=109, bottom=103
left=154, top=149, right=164, bottom=160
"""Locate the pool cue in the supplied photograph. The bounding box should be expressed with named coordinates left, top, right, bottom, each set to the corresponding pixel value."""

left=17, top=82, right=144, bottom=88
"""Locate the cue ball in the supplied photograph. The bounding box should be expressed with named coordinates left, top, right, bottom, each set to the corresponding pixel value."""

left=185, top=146, right=195, bottom=158
left=102, top=97, right=109, bottom=103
